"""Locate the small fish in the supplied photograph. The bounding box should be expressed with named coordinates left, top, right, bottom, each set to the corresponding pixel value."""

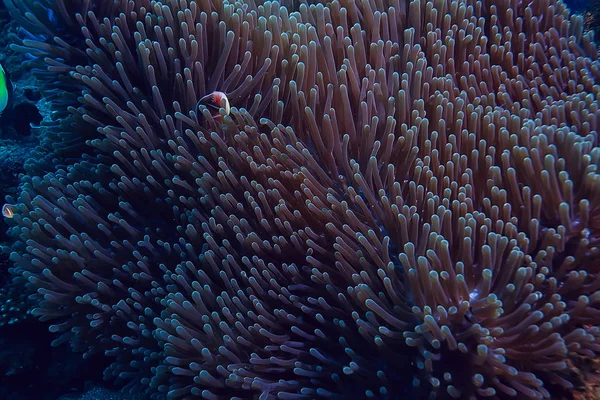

left=2, top=204, right=16, bottom=218
left=0, top=62, right=12, bottom=115
left=196, top=91, right=230, bottom=118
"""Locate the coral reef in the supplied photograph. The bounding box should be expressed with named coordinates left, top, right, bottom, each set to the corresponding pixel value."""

left=583, top=0, right=600, bottom=45
left=3, top=0, right=123, bottom=175
left=58, top=386, right=146, bottom=400
left=0, top=0, right=41, bottom=326
left=0, top=2, right=42, bottom=222
left=3, top=0, right=600, bottom=399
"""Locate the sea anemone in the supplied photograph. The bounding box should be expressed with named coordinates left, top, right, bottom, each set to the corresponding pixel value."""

left=4, top=0, right=600, bottom=398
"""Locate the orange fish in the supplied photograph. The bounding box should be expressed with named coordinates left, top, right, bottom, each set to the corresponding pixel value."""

left=197, top=91, right=230, bottom=118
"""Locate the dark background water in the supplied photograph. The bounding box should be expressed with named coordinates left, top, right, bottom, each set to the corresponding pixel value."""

left=569, top=0, right=591, bottom=10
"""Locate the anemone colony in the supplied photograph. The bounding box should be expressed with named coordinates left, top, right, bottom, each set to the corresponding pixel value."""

left=2, top=0, right=600, bottom=398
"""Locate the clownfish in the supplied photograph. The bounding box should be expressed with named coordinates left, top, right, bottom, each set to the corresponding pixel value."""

left=196, top=91, right=230, bottom=118
left=0, top=62, right=12, bottom=116
left=2, top=204, right=16, bottom=219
